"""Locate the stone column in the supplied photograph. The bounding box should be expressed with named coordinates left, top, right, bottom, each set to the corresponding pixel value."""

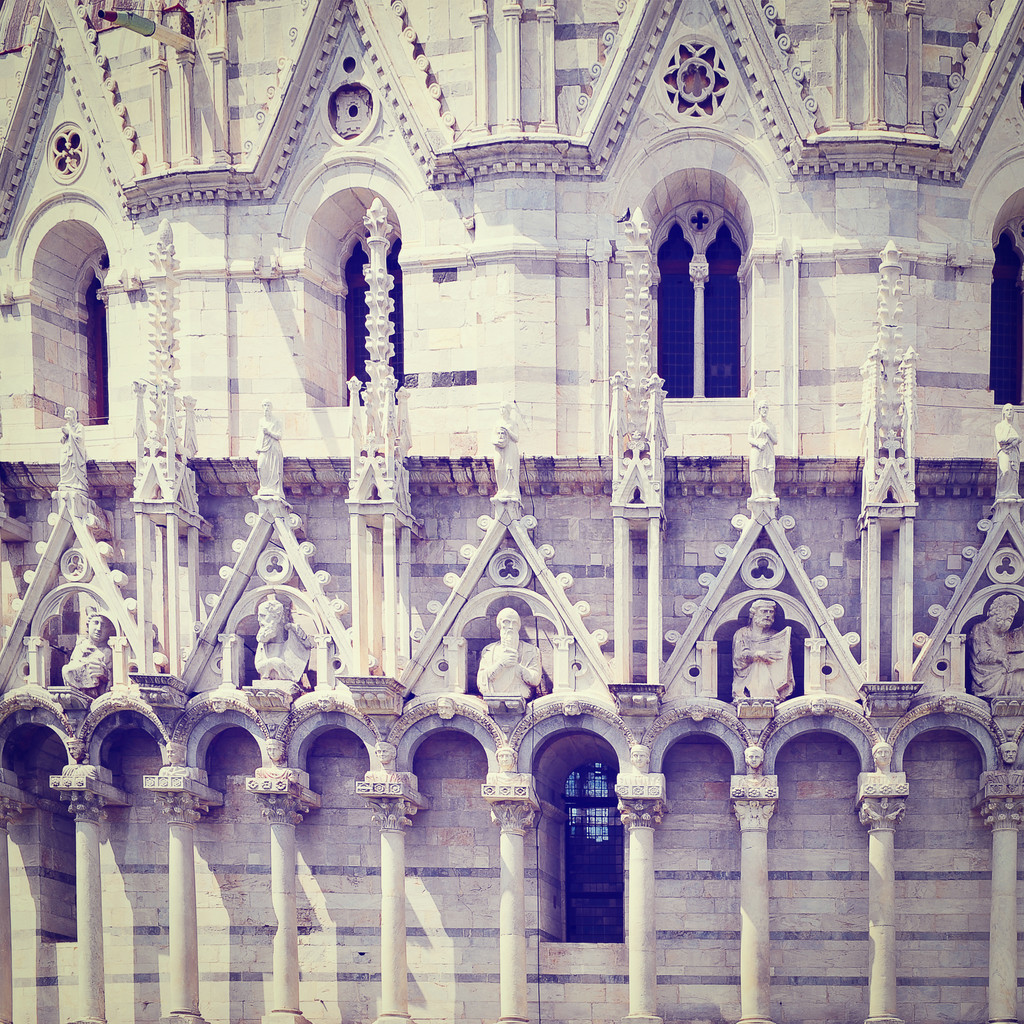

left=356, top=775, right=428, bottom=1024
left=857, top=770, right=909, bottom=1024
left=977, top=771, right=1024, bottom=1024
left=145, top=770, right=223, bottom=1023
left=690, top=256, right=709, bottom=399
left=50, top=766, right=129, bottom=1024
left=469, top=1, right=490, bottom=134
left=537, top=3, right=557, bottom=133
left=502, top=3, right=523, bottom=130
left=483, top=771, right=539, bottom=1024
left=905, top=0, right=924, bottom=132
left=866, top=0, right=887, bottom=129
left=248, top=773, right=321, bottom=1024
left=731, top=774, right=779, bottom=1024
left=0, top=781, right=29, bottom=1024
left=617, top=772, right=667, bottom=1024
left=829, top=0, right=850, bottom=128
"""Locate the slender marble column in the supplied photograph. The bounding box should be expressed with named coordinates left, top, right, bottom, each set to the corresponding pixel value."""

left=366, top=795, right=420, bottom=1024
left=619, top=795, right=665, bottom=1024
left=0, top=797, right=25, bottom=1024
left=469, top=1, right=490, bottom=134
left=490, top=801, right=536, bottom=1022
left=732, top=797, right=777, bottom=1024
left=248, top=775, right=320, bottom=1024
left=690, top=256, right=709, bottom=399
left=537, top=3, right=556, bottom=132
left=858, top=795, right=906, bottom=1024
left=980, top=793, right=1022, bottom=1024
left=502, top=3, right=523, bottom=130
left=70, top=791, right=108, bottom=1024
left=150, top=779, right=221, bottom=1024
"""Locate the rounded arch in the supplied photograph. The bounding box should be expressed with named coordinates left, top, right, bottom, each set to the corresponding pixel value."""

left=762, top=713, right=875, bottom=774
left=647, top=713, right=747, bottom=774
left=280, top=154, right=425, bottom=262
left=705, top=588, right=821, bottom=643
left=174, top=705, right=271, bottom=770
left=393, top=711, right=501, bottom=774
left=611, top=131, right=778, bottom=244
left=83, top=704, right=167, bottom=765
left=890, top=707, right=1000, bottom=773
left=952, top=583, right=1024, bottom=636
left=15, top=193, right=126, bottom=282
left=222, top=583, right=328, bottom=639
left=287, top=709, right=378, bottom=772
left=517, top=713, right=633, bottom=776
left=967, top=153, right=1024, bottom=251
left=29, top=583, right=124, bottom=639
left=0, top=705, right=75, bottom=766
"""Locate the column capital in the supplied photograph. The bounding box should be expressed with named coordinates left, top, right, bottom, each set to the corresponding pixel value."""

left=357, top=774, right=427, bottom=832
left=247, top=770, right=321, bottom=824
left=618, top=796, right=666, bottom=830
left=50, top=764, right=129, bottom=818
left=732, top=797, right=776, bottom=831
left=689, top=255, right=710, bottom=286
left=979, top=795, right=1023, bottom=832
left=155, top=791, right=210, bottom=825
left=0, top=770, right=33, bottom=826
left=145, top=767, right=224, bottom=822
left=489, top=800, right=537, bottom=834
left=858, top=795, right=906, bottom=832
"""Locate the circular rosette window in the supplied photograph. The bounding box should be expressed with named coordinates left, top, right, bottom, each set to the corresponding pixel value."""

left=50, top=123, right=86, bottom=182
left=486, top=548, right=532, bottom=588
left=741, top=548, right=785, bottom=590
left=664, top=42, right=729, bottom=118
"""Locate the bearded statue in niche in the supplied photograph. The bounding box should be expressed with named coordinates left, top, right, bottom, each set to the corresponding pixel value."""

left=62, top=613, right=115, bottom=696
left=969, top=594, right=1024, bottom=698
left=254, top=595, right=311, bottom=684
left=732, top=599, right=795, bottom=701
left=477, top=607, right=541, bottom=700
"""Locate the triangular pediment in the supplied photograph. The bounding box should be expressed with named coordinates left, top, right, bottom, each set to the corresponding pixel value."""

left=915, top=509, right=1024, bottom=690
left=402, top=511, right=612, bottom=702
left=662, top=509, right=863, bottom=704
left=183, top=500, right=355, bottom=694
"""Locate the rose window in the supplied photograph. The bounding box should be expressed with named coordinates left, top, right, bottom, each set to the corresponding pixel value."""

left=664, top=43, right=729, bottom=118
left=50, top=125, right=86, bottom=181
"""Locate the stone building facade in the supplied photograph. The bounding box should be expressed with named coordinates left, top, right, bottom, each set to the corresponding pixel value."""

left=2, top=1, right=1024, bottom=1023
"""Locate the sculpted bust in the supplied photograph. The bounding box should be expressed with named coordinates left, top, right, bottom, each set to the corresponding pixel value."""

left=969, top=594, right=1024, bottom=698
left=254, top=596, right=311, bottom=683
left=62, top=613, right=115, bottom=695
left=477, top=608, right=541, bottom=700
left=732, top=599, right=794, bottom=701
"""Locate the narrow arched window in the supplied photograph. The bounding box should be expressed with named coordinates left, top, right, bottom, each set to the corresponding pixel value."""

left=85, top=274, right=109, bottom=425
left=345, top=238, right=404, bottom=387
left=563, top=761, right=623, bottom=942
left=657, top=224, right=695, bottom=398
left=991, top=231, right=1022, bottom=405
left=705, top=224, right=741, bottom=398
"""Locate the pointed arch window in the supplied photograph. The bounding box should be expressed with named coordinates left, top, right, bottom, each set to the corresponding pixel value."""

left=991, top=230, right=1022, bottom=406
left=345, top=238, right=404, bottom=387
left=84, top=273, right=109, bottom=425
left=563, top=761, right=624, bottom=942
left=657, top=207, right=743, bottom=399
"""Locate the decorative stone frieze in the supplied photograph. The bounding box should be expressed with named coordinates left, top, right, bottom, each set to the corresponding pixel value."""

left=145, top=768, right=223, bottom=818
left=610, top=681, right=663, bottom=716
left=862, top=681, right=921, bottom=718
left=730, top=774, right=780, bottom=801
left=50, top=763, right=129, bottom=810
left=481, top=772, right=537, bottom=805
left=355, top=776, right=427, bottom=830
left=857, top=772, right=910, bottom=802
left=247, top=771, right=321, bottom=822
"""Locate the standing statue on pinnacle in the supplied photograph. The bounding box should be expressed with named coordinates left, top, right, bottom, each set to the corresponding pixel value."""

left=255, top=400, right=285, bottom=500
left=492, top=402, right=522, bottom=504
left=748, top=398, right=778, bottom=501
left=995, top=403, right=1021, bottom=501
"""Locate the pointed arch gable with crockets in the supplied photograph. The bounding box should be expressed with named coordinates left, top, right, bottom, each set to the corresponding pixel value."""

left=662, top=510, right=863, bottom=704
left=400, top=512, right=612, bottom=700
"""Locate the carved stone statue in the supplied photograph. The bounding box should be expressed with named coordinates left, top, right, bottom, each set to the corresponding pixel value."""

left=492, top=402, right=521, bottom=503
left=62, top=613, right=114, bottom=695
left=629, top=744, right=651, bottom=774
left=255, top=400, right=285, bottom=500
left=58, top=406, right=88, bottom=494
left=969, top=594, right=1024, bottom=698
left=732, top=599, right=794, bottom=701
left=254, top=595, right=311, bottom=682
left=748, top=399, right=778, bottom=500
left=477, top=607, right=541, bottom=700
left=744, top=745, right=765, bottom=774
left=995, top=404, right=1021, bottom=500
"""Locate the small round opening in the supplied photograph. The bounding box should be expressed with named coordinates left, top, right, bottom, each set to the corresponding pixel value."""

left=821, top=664, right=834, bottom=676
left=687, top=665, right=701, bottom=678
left=348, top=105, right=358, bottom=117
left=343, top=56, right=357, bottom=73
left=437, top=660, right=449, bottom=673
left=935, top=660, right=949, bottom=673
left=571, top=661, right=583, bottom=673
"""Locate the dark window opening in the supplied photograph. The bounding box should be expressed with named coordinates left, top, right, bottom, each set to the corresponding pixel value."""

left=991, top=230, right=1022, bottom=406
left=705, top=224, right=741, bottom=398
left=657, top=224, right=695, bottom=398
left=345, top=238, right=404, bottom=388
left=85, top=275, right=109, bottom=425
left=563, top=761, right=623, bottom=942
